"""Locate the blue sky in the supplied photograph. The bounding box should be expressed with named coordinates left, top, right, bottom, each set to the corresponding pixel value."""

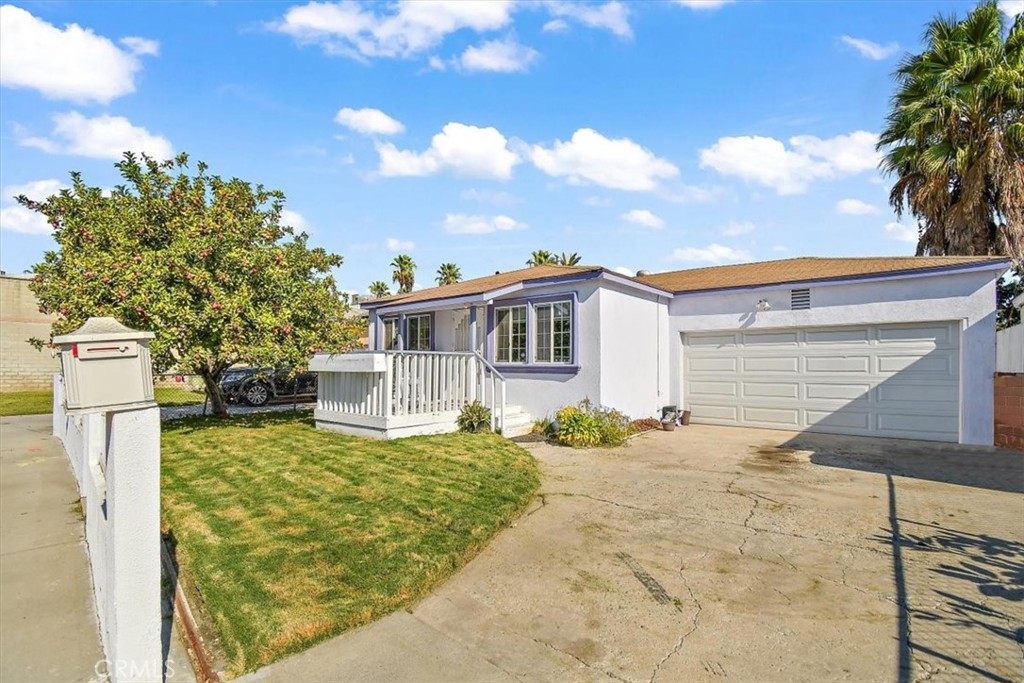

left=1, top=0, right=1021, bottom=295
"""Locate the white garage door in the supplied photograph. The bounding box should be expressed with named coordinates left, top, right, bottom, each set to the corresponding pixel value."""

left=683, top=321, right=960, bottom=442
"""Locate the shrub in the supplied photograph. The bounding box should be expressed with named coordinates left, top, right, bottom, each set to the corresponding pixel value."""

left=457, top=401, right=492, bottom=433
left=554, top=399, right=630, bottom=448
left=628, top=418, right=662, bottom=435
left=531, top=417, right=555, bottom=436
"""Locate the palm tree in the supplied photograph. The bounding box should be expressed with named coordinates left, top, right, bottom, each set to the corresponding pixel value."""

left=878, top=3, right=1023, bottom=263
left=526, top=249, right=557, bottom=267
left=557, top=252, right=582, bottom=266
left=436, top=262, right=462, bottom=286
left=369, top=281, right=390, bottom=298
left=390, top=254, right=416, bottom=294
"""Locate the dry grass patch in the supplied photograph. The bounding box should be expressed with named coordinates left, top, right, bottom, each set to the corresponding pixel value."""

left=161, top=412, right=539, bottom=676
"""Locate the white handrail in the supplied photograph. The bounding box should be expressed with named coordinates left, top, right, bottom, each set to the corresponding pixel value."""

left=318, top=351, right=506, bottom=433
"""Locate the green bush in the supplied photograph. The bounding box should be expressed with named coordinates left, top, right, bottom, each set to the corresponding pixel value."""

left=457, top=401, right=492, bottom=433
left=531, top=417, right=555, bottom=436
left=554, top=399, right=630, bottom=448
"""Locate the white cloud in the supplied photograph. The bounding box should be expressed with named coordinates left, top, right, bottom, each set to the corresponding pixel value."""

left=458, top=37, right=538, bottom=73
left=999, top=1, right=1024, bottom=19
left=386, top=237, right=415, bottom=251
left=460, top=188, right=522, bottom=205
left=120, top=36, right=160, bottom=56
left=884, top=221, right=918, bottom=243
left=0, top=5, right=157, bottom=104
left=840, top=35, right=899, bottom=60
left=673, top=0, right=734, bottom=9
left=582, top=195, right=611, bottom=207
left=377, top=122, right=520, bottom=179
left=270, top=1, right=515, bottom=59
left=612, top=266, right=636, bottom=276
left=720, top=220, right=755, bottom=236
left=772, top=245, right=789, bottom=253
left=443, top=213, right=526, bottom=234
left=621, top=209, right=665, bottom=229
left=280, top=209, right=309, bottom=230
left=334, top=107, right=404, bottom=135
left=836, top=198, right=880, bottom=215
left=670, top=243, right=750, bottom=264
left=542, top=18, right=570, bottom=33
left=0, top=179, right=66, bottom=235
left=699, top=131, right=879, bottom=195
left=531, top=128, right=679, bottom=192
left=19, top=112, right=173, bottom=160
left=543, top=2, right=632, bottom=38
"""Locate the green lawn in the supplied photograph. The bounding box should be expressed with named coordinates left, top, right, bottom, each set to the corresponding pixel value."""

left=0, top=386, right=204, bottom=416
left=0, top=390, right=53, bottom=416
left=161, top=413, right=540, bottom=675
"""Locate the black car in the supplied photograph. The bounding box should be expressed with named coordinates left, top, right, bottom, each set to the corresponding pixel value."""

left=219, top=367, right=317, bottom=407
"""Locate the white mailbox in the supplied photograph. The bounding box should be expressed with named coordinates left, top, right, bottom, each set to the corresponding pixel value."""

left=53, top=317, right=157, bottom=413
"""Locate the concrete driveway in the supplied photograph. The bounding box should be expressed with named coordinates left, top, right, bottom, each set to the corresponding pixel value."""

left=242, top=425, right=1023, bottom=683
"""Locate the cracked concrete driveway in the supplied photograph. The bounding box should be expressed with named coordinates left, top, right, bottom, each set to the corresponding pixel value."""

left=241, top=425, right=1023, bottom=683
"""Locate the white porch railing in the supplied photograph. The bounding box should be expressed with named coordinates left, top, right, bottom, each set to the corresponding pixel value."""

left=311, top=351, right=506, bottom=439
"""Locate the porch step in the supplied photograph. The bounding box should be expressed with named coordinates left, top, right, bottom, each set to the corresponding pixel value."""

left=501, top=405, right=534, bottom=438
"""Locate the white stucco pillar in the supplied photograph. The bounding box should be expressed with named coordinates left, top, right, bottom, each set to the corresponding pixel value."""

left=367, top=309, right=379, bottom=351
left=397, top=313, right=407, bottom=351
left=469, top=306, right=478, bottom=354
left=104, top=405, right=162, bottom=682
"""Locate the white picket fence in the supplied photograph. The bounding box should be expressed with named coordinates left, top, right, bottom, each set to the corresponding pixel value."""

left=313, top=351, right=506, bottom=439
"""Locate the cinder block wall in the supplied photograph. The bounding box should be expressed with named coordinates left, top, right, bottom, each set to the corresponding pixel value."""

left=1, top=274, right=59, bottom=391
left=994, top=373, right=1024, bottom=451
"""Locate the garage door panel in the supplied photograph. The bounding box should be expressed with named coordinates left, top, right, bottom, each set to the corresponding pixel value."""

left=742, top=331, right=799, bottom=346
left=877, top=353, right=956, bottom=376
left=690, top=405, right=738, bottom=421
left=743, top=382, right=799, bottom=398
left=688, top=357, right=737, bottom=373
left=805, top=356, right=871, bottom=373
left=876, top=383, right=959, bottom=403
left=689, top=381, right=737, bottom=397
left=878, top=412, right=959, bottom=437
left=683, top=322, right=959, bottom=443
left=805, top=408, right=871, bottom=430
left=687, top=333, right=737, bottom=348
left=877, top=324, right=953, bottom=346
left=743, top=356, right=799, bottom=373
left=805, top=328, right=870, bottom=345
left=804, top=383, right=871, bottom=400
left=742, top=406, right=800, bottom=427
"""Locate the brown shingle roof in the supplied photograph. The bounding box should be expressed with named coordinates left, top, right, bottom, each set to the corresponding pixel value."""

left=364, top=264, right=606, bottom=307
left=636, top=256, right=1008, bottom=294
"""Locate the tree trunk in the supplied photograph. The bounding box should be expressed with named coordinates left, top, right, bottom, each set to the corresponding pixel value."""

left=198, top=368, right=229, bottom=417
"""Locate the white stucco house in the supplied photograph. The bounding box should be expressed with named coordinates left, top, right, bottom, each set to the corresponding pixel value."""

left=311, top=256, right=1009, bottom=445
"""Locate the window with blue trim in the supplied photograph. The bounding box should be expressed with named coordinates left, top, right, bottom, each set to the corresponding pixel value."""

left=407, top=314, right=431, bottom=351
left=495, top=305, right=527, bottom=363
left=535, top=301, right=572, bottom=363
left=382, top=318, right=399, bottom=350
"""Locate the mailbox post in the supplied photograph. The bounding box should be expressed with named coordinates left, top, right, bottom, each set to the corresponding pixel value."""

left=53, top=317, right=162, bottom=683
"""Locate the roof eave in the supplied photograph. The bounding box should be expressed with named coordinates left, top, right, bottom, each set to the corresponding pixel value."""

left=664, top=259, right=1012, bottom=297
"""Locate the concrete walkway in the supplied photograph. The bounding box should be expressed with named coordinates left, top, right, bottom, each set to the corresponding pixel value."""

left=238, top=425, right=1023, bottom=683
left=0, top=414, right=105, bottom=682
left=0, top=414, right=196, bottom=683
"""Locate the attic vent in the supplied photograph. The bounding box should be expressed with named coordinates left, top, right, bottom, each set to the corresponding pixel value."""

left=791, top=288, right=811, bottom=310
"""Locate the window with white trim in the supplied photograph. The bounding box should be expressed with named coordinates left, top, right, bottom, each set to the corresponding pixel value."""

left=407, top=314, right=431, bottom=351
left=534, top=301, right=572, bottom=363
left=382, top=318, right=399, bottom=350
left=495, top=305, right=527, bottom=363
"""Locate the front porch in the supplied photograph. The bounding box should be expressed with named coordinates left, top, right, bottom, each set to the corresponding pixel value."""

left=311, top=350, right=531, bottom=439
